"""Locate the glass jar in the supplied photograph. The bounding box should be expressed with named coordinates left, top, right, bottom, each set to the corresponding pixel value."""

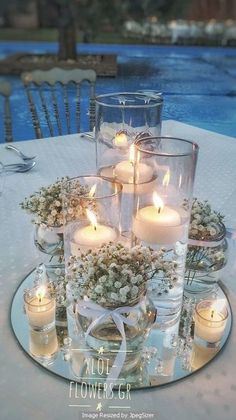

left=184, top=223, right=228, bottom=295
left=76, top=295, right=156, bottom=374
left=34, top=224, right=64, bottom=256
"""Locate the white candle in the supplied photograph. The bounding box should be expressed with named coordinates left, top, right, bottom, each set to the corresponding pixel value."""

left=133, top=192, right=183, bottom=244
left=24, top=286, right=56, bottom=331
left=71, top=210, right=117, bottom=254
left=194, top=300, right=228, bottom=344
left=114, top=144, right=153, bottom=184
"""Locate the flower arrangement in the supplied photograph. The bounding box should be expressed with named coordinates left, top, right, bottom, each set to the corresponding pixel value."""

left=188, top=198, right=224, bottom=240
left=20, top=177, right=91, bottom=227
left=67, top=242, right=177, bottom=307
left=185, top=199, right=227, bottom=287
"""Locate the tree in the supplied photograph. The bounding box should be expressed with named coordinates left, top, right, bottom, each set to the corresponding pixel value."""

left=35, top=0, right=77, bottom=60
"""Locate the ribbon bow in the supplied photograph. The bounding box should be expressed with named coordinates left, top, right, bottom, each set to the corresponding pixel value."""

left=76, top=299, right=141, bottom=393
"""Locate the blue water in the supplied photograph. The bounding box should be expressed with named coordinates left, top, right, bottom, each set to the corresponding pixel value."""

left=0, top=42, right=236, bottom=142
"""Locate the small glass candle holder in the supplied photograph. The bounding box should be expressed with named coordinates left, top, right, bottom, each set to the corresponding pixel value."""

left=62, top=176, right=122, bottom=261
left=29, top=328, right=58, bottom=365
left=24, top=286, right=56, bottom=332
left=132, top=136, right=199, bottom=326
left=95, top=92, right=163, bottom=235
left=194, top=299, right=228, bottom=348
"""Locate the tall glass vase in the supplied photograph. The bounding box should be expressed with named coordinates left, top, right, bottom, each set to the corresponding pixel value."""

left=132, top=136, right=199, bottom=327
left=95, top=92, right=163, bottom=237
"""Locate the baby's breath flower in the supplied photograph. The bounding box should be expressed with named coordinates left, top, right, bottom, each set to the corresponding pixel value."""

left=20, top=177, right=92, bottom=227
left=67, top=242, right=177, bottom=306
left=187, top=198, right=224, bottom=240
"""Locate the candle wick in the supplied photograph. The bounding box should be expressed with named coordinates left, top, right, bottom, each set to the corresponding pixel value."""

left=211, top=310, right=214, bottom=319
left=94, top=226, right=97, bottom=231
left=39, top=296, right=42, bottom=303
left=158, top=207, right=161, bottom=214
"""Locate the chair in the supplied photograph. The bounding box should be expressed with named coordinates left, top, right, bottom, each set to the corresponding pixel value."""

left=21, top=67, right=96, bottom=139
left=0, top=81, right=13, bottom=142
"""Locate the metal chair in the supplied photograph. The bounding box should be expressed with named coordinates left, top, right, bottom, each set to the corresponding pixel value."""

left=0, top=81, right=13, bottom=142
left=21, top=67, right=96, bottom=139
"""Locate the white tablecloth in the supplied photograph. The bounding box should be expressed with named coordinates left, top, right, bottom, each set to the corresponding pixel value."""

left=0, top=120, right=236, bottom=420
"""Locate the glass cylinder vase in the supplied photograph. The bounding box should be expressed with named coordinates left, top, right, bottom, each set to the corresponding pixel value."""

left=62, top=175, right=122, bottom=264
left=184, top=222, right=228, bottom=296
left=132, top=136, right=199, bottom=327
left=95, top=92, right=163, bottom=236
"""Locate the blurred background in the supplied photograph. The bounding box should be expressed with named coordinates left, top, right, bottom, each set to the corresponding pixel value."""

left=0, top=0, right=236, bottom=142
left=0, top=0, right=236, bottom=47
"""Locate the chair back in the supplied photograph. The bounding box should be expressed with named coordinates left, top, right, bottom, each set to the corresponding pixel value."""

left=21, top=67, right=96, bottom=139
left=0, top=81, right=12, bottom=142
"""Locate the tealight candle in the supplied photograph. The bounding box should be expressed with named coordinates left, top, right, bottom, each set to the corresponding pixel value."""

left=114, top=144, right=153, bottom=184
left=71, top=209, right=117, bottom=254
left=24, top=286, right=56, bottom=331
left=133, top=192, right=183, bottom=244
left=194, top=300, right=228, bottom=347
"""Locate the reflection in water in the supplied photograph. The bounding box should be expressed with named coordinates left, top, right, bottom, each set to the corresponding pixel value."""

left=191, top=342, right=219, bottom=370
left=29, top=327, right=58, bottom=365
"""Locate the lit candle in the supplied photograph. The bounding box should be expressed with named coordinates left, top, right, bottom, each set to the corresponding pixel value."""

left=72, top=209, right=117, bottom=252
left=24, top=286, right=56, bottom=331
left=114, top=144, right=153, bottom=184
left=194, top=300, right=228, bottom=346
left=133, top=192, right=183, bottom=244
left=113, top=131, right=128, bottom=149
left=29, top=328, right=58, bottom=362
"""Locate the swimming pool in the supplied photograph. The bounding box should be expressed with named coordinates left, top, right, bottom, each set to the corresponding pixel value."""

left=0, top=42, right=236, bottom=142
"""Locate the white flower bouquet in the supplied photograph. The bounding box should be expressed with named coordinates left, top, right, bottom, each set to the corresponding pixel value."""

left=67, top=242, right=177, bottom=307
left=20, top=177, right=91, bottom=227
left=185, top=199, right=227, bottom=292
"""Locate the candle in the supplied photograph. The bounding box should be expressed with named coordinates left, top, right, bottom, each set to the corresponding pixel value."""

left=24, top=286, right=56, bottom=331
left=133, top=192, right=183, bottom=244
left=29, top=328, right=58, bottom=362
left=194, top=300, right=228, bottom=346
left=113, top=131, right=128, bottom=149
left=114, top=144, right=153, bottom=184
left=71, top=209, right=117, bottom=253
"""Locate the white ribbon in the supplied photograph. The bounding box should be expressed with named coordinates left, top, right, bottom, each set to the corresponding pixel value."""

left=76, top=299, right=141, bottom=393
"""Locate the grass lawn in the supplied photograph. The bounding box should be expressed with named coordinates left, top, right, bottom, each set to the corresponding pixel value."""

left=0, top=28, right=145, bottom=44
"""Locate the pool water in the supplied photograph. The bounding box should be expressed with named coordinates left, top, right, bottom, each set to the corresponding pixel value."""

left=0, top=42, right=236, bottom=142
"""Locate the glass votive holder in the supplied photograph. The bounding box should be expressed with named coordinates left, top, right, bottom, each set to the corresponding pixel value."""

left=96, top=92, right=163, bottom=168
left=24, top=286, right=56, bottom=332
left=29, top=328, right=58, bottom=365
left=95, top=93, right=163, bottom=236
left=132, top=136, right=199, bottom=326
left=194, top=299, right=228, bottom=348
left=62, top=175, right=122, bottom=260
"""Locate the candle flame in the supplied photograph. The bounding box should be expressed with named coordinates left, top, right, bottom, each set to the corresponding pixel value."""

left=89, top=184, right=97, bottom=197
left=129, top=144, right=135, bottom=164
left=153, top=192, right=164, bottom=214
left=36, top=285, right=46, bottom=303
left=114, top=131, right=128, bottom=147
left=163, top=169, right=170, bottom=187
left=86, top=209, right=97, bottom=230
